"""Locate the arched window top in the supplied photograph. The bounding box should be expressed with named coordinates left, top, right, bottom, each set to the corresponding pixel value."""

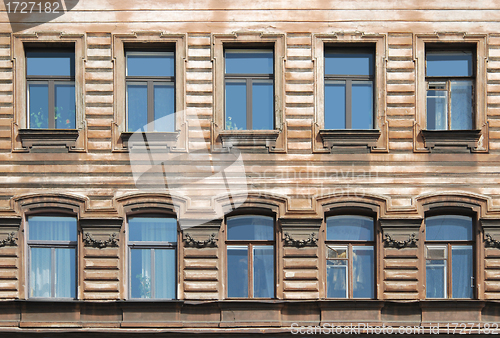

left=28, top=215, right=77, bottom=242
left=326, top=215, right=374, bottom=241
left=128, top=216, right=177, bottom=243
left=426, top=215, right=473, bottom=241
left=227, top=215, right=274, bottom=241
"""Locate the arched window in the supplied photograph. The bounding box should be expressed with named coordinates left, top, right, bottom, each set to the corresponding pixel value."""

left=27, top=215, right=77, bottom=299
left=326, top=215, right=375, bottom=299
left=226, top=215, right=274, bottom=298
left=425, top=215, right=473, bottom=299
left=128, top=216, right=177, bottom=299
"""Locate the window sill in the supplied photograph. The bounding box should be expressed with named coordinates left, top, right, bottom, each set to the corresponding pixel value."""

left=19, top=129, right=79, bottom=153
left=120, top=132, right=179, bottom=151
left=319, top=129, right=381, bottom=153
left=219, top=130, right=280, bottom=152
left=421, top=129, right=481, bottom=152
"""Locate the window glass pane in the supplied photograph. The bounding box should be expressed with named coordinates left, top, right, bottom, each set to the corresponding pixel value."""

left=325, top=52, right=373, bottom=76
left=154, top=82, right=175, bottom=132
left=130, top=248, right=152, bottom=298
left=225, top=50, right=273, bottom=74
left=128, top=217, right=177, bottom=242
left=326, top=215, right=374, bottom=241
left=426, top=246, right=447, bottom=260
left=28, top=216, right=77, bottom=241
left=452, top=245, right=473, bottom=299
left=227, top=246, right=248, bottom=297
left=55, top=83, right=75, bottom=129
left=326, top=260, right=347, bottom=298
left=427, top=86, right=447, bottom=130
left=426, top=51, right=473, bottom=77
left=351, top=81, right=373, bottom=129
left=252, top=79, right=274, bottom=130
left=325, top=80, right=346, bottom=129
left=126, top=53, right=174, bottom=77
left=326, top=245, right=348, bottom=259
left=225, top=79, right=247, bottom=130
left=26, top=52, right=74, bottom=76
left=426, top=215, right=473, bottom=241
left=253, top=246, right=274, bottom=298
left=54, top=248, right=75, bottom=298
left=154, top=249, right=176, bottom=299
left=28, top=83, right=49, bottom=129
left=127, top=83, right=148, bottom=132
left=30, top=247, right=51, bottom=298
left=353, top=246, right=374, bottom=298
left=450, top=80, right=473, bottom=130
left=227, top=216, right=274, bottom=241
left=426, top=259, right=446, bottom=298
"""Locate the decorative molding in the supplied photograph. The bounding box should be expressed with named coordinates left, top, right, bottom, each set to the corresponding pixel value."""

left=83, top=232, right=118, bottom=248
left=184, top=233, right=217, bottom=247
left=383, top=233, right=417, bottom=249
left=0, top=232, right=17, bottom=247
left=284, top=232, right=317, bottom=247
left=485, top=233, right=500, bottom=248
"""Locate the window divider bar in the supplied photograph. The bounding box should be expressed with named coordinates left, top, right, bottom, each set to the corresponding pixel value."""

left=248, top=243, right=253, bottom=298
left=246, top=78, right=252, bottom=130
left=151, top=249, right=155, bottom=299
left=48, top=80, right=55, bottom=129
left=345, top=79, right=352, bottom=129
left=51, top=247, right=56, bottom=298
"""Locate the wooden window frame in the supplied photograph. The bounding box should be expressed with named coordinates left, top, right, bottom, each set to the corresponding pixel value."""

left=26, top=214, right=78, bottom=300
left=12, top=32, right=86, bottom=152
left=324, top=215, right=376, bottom=299
left=223, top=48, right=274, bottom=130
left=414, top=33, right=488, bottom=152
left=225, top=214, right=276, bottom=299
left=125, top=50, right=175, bottom=132
left=313, top=33, right=387, bottom=152
left=424, top=214, right=475, bottom=299
left=425, top=49, right=476, bottom=131
left=126, top=215, right=179, bottom=300
left=112, top=33, right=187, bottom=152
left=324, top=48, right=375, bottom=130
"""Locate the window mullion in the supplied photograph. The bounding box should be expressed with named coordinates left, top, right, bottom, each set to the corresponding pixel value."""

left=48, top=80, right=55, bottom=129
left=147, top=81, right=154, bottom=131
left=151, top=249, right=155, bottom=299
left=51, top=247, right=56, bottom=297
left=346, top=79, right=352, bottom=129
left=447, top=80, right=452, bottom=130
left=448, top=243, right=452, bottom=298
left=246, top=78, right=252, bottom=130
left=248, top=243, right=253, bottom=298
left=349, top=244, right=353, bottom=298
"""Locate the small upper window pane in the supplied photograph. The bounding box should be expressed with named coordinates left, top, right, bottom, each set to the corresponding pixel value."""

left=426, top=51, right=473, bottom=77
left=325, top=52, right=374, bottom=76
left=327, top=215, right=374, bottom=241
left=128, top=217, right=177, bottom=242
left=26, top=52, right=75, bottom=77
left=225, top=50, right=273, bottom=74
left=227, top=215, right=274, bottom=241
left=28, top=216, right=77, bottom=241
left=126, top=52, right=174, bottom=77
left=426, top=215, right=473, bottom=241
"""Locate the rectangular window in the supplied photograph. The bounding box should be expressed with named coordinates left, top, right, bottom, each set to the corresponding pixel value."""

left=324, top=50, right=374, bottom=129
left=325, top=215, right=375, bottom=299
left=425, top=215, right=474, bottom=299
left=26, top=51, right=75, bottom=129
left=28, top=216, right=77, bottom=299
left=426, top=51, right=474, bottom=130
left=128, top=217, right=177, bottom=299
left=126, top=51, right=175, bottom=132
left=224, top=49, right=274, bottom=130
left=226, top=215, right=275, bottom=298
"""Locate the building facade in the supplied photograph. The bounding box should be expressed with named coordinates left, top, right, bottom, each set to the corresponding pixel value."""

left=0, top=0, right=500, bottom=337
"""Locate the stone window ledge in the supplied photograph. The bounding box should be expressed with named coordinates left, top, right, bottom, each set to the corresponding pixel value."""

left=219, top=130, right=280, bottom=151
left=319, top=129, right=381, bottom=153
left=19, top=129, right=79, bottom=153
left=120, top=132, right=179, bottom=151
left=421, top=129, right=481, bottom=152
